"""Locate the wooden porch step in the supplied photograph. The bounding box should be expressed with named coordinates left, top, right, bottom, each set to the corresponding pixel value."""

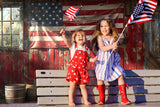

left=36, top=70, right=160, bottom=105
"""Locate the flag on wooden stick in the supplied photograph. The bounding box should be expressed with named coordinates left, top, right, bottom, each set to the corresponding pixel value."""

left=118, top=0, right=158, bottom=42
left=125, top=0, right=158, bottom=27
left=64, top=6, right=82, bottom=21
left=108, top=0, right=158, bottom=62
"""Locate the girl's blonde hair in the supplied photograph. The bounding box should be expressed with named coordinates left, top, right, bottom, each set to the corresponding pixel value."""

left=72, top=30, right=87, bottom=44
left=91, top=17, right=119, bottom=54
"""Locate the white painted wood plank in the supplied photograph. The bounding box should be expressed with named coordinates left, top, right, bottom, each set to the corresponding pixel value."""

left=36, top=78, right=69, bottom=86
left=37, top=86, right=160, bottom=96
left=36, top=77, right=160, bottom=86
left=38, top=97, right=68, bottom=105
left=37, top=87, right=80, bottom=96
left=36, top=70, right=67, bottom=77
left=36, top=70, right=160, bottom=105
left=37, top=94, right=160, bottom=105
left=36, top=70, right=96, bottom=78
left=36, top=70, right=160, bottom=78
left=125, top=70, right=160, bottom=77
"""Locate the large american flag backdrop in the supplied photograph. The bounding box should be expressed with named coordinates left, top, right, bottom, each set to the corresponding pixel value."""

left=29, top=0, right=125, bottom=48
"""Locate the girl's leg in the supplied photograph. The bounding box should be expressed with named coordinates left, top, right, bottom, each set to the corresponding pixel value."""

left=97, top=80, right=105, bottom=104
left=68, top=82, right=77, bottom=106
left=97, top=80, right=104, bottom=85
left=118, top=75, right=125, bottom=85
left=79, top=84, right=91, bottom=105
left=118, top=75, right=131, bottom=105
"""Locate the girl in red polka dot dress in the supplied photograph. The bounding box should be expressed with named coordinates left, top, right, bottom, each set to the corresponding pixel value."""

left=60, top=29, right=97, bottom=106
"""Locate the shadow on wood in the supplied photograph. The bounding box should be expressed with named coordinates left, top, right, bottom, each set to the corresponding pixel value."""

left=105, top=70, right=148, bottom=103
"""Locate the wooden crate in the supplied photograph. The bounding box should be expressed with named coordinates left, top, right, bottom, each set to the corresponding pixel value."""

left=36, top=70, right=160, bottom=105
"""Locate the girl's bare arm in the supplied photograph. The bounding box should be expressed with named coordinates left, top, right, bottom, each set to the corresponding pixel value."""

left=97, top=36, right=117, bottom=52
left=89, top=56, right=98, bottom=62
left=60, top=29, right=72, bottom=48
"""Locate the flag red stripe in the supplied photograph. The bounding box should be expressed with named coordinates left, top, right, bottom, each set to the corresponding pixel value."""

left=62, top=0, right=124, bottom=6
left=29, top=31, right=96, bottom=36
left=63, top=9, right=124, bottom=16
left=63, top=19, right=124, bottom=26
left=29, top=28, right=123, bottom=37
left=129, top=19, right=152, bottom=25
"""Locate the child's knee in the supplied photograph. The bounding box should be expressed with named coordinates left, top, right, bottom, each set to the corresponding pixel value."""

left=79, top=84, right=86, bottom=90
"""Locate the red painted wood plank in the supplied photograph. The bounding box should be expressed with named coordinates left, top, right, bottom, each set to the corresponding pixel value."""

left=13, top=52, right=22, bottom=84
left=54, top=49, right=59, bottom=70
left=43, top=49, right=49, bottom=69
left=48, top=49, right=54, bottom=69
left=23, top=51, right=29, bottom=84
left=136, top=24, right=144, bottom=69
left=124, top=25, right=137, bottom=69
left=63, top=49, right=70, bottom=70
left=58, top=49, right=64, bottom=70
left=28, top=49, right=36, bottom=84
left=4, top=52, right=14, bottom=84
left=0, top=52, right=4, bottom=87
left=118, top=47, right=124, bottom=68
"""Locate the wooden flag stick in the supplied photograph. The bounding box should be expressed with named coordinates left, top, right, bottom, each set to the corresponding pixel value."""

left=106, top=24, right=128, bottom=62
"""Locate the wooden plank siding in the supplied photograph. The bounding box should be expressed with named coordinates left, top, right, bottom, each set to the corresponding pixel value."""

left=36, top=70, right=160, bottom=105
left=0, top=20, right=145, bottom=86
left=0, top=36, right=144, bottom=87
left=0, top=22, right=145, bottom=100
left=0, top=0, right=145, bottom=85
left=0, top=0, right=147, bottom=101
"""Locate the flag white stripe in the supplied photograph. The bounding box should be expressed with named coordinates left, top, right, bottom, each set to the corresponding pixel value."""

left=30, top=34, right=124, bottom=42
left=144, top=0, right=158, bottom=5
left=144, top=7, right=155, bottom=13
left=136, top=14, right=153, bottom=18
left=142, top=11, right=153, bottom=14
left=63, top=4, right=124, bottom=11
left=66, top=11, right=76, bottom=16
left=63, top=13, right=124, bottom=21
left=130, top=18, right=152, bottom=24
left=29, top=23, right=124, bottom=32
left=30, top=35, right=93, bottom=41
left=144, top=4, right=157, bottom=10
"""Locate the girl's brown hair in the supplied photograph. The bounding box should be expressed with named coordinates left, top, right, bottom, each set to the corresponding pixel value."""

left=72, top=30, right=87, bottom=44
left=91, top=17, right=119, bottom=54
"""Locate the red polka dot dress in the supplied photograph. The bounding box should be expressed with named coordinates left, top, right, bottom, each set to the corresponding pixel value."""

left=66, top=43, right=90, bottom=84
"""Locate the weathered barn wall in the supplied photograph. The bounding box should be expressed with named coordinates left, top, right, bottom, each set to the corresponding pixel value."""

left=143, top=6, right=160, bottom=69
left=0, top=0, right=145, bottom=85
left=123, top=21, right=144, bottom=69
left=0, top=0, right=149, bottom=101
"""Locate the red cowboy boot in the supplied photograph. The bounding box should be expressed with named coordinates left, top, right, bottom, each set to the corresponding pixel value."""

left=119, top=84, right=131, bottom=105
left=97, top=84, right=105, bottom=104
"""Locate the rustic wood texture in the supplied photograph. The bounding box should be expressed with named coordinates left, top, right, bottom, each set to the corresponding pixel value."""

left=0, top=1, right=146, bottom=90
left=123, top=17, right=144, bottom=70
left=37, top=86, right=160, bottom=96
left=37, top=95, right=160, bottom=105
left=36, top=70, right=160, bottom=105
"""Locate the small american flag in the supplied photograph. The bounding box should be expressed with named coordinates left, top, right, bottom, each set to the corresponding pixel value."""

left=64, top=6, right=82, bottom=21
left=126, top=0, right=158, bottom=26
